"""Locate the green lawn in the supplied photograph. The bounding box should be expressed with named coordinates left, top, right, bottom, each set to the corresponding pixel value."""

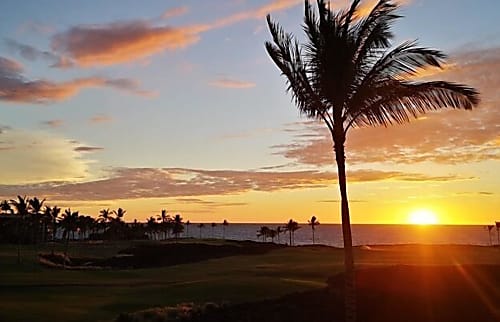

left=0, top=241, right=498, bottom=322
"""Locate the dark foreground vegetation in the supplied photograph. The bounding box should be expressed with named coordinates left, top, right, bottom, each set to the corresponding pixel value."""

left=39, top=241, right=282, bottom=269
left=1, top=241, right=499, bottom=322
left=117, top=264, right=500, bottom=322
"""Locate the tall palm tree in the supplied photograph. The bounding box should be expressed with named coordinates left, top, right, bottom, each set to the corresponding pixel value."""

left=197, top=223, right=205, bottom=239
left=49, top=206, right=61, bottom=244
left=98, top=208, right=111, bottom=225
left=496, top=222, right=500, bottom=246
left=266, top=1, right=479, bottom=320
left=160, top=209, right=169, bottom=240
left=29, top=197, right=45, bottom=244
left=61, top=208, right=79, bottom=262
left=10, top=196, right=29, bottom=263
left=185, top=220, right=191, bottom=238
left=308, top=215, right=320, bottom=244
left=172, top=214, right=184, bottom=239
left=1, top=200, right=12, bottom=215
left=210, top=222, right=217, bottom=238
left=222, top=219, right=229, bottom=239
left=257, top=226, right=270, bottom=242
left=486, top=225, right=494, bottom=246
left=276, top=226, right=283, bottom=244
left=146, top=216, right=158, bottom=240
left=284, top=219, right=300, bottom=246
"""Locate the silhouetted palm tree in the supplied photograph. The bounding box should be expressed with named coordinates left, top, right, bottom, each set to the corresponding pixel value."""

left=198, top=223, right=205, bottom=239
left=47, top=205, right=61, bottom=247
left=211, top=222, right=217, bottom=238
left=10, top=196, right=29, bottom=263
left=276, top=226, right=283, bottom=244
left=1, top=200, right=12, bottom=215
left=284, top=219, right=300, bottom=246
left=222, top=219, right=229, bottom=239
left=308, top=216, right=320, bottom=244
left=496, top=222, right=500, bottom=246
left=268, top=229, right=278, bottom=243
left=112, top=208, right=127, bottom=240
left=257, top=226, right=270, bottom=242
left=266, top=1, right=479, bottom=320
left=185, top=220, right=191, bottom=238
left=146, top=216, right=158, bottom=240
left=29, top=197, right=45, bottom=245
left=61, top=208, right=79, bottom=263
left=172, top=214, right=184, bottom=239
left=486, top=225, right=494, bottom=246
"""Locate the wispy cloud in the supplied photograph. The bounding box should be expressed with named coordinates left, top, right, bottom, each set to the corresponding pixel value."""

left=51, top=21, right=203, bottom=67
left=74, top=146, right=103, bottom=153
left=273, top=47, right=500, bottom=165
left=209, top=77, right=256, bottom=89
left=0, top=166, right=469, bottom=201
left=49, top=0, right=302, bottom=67
left=89, top=114, right=113, bottom=124
left=42, top=119, right=64, bottom=128
left=4, top=38, right=74, bottom=68
left=0, top=128, right=90, bottom=184
left=0, top=56, right=23, bottom=75
left=161, top=6, right=189, bottom=19
left=0, top=56, right=151, bottom=103
left=17, top=21, right=55, bottom=35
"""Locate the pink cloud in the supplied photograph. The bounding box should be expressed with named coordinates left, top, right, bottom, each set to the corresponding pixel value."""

left=51, top=21, right=202, bottom=67
left=50, top=0, right=302, bottom=67
left=209, top=77, right=256, bottom=89
left=273, top=47, right=500, bottom=165
left=0, top=167, right=468, bottom=201
left=42, top=119, right=64, bottom=128
left=73, top=146, right=103, bottom=153
left=161, top=6, right=189, bottom=19
left=89, top=115, right=113, bottom=124
left=0, top=58, right=151, bottom=103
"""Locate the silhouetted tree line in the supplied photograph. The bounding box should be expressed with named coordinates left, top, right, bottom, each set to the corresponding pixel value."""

left=0, top=197, right=151, bottom=248
left=257, top=216, right=320, bottom=246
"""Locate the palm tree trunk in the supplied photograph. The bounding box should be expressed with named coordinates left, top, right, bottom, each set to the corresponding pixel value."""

left=289, top=231, right=292, bottom=246
left=334, top=139, right=356, bottom=322
left=16, top=217, right=21, bottom=264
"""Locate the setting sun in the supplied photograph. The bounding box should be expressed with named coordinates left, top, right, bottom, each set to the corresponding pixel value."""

left=408, top=209, right=439, bottom=225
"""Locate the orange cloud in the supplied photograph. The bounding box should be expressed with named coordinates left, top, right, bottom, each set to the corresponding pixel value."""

left=209, top=77, right=256, bottom=89
left=50, top=0, right=302, bottom=67
left=0, top=58, right=151, bottom=103
left=209, top=0, right=302, bottom=29
left=51, top=21, right=202, bottom=67
left=0, top=167, right=467, bottom=201
left=74, top=146, right=104, bottom=153
left=0, top=56, right=23, bottom=75
left=42, top=119, right=64, bottom=128
left=273, top=47, right=500, bottom=165
left=356, top=0, right=413, bottom=17
left=89, top=115, right=113, bottom=124
left=161, top=6, right=189, bottom=19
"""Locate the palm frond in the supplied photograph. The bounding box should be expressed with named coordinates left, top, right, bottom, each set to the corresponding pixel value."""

left=348, top=80, right=480, bottom=127
left=266, top=15, right=332, bottom=128
left=353, top=0, right=400, bottom=62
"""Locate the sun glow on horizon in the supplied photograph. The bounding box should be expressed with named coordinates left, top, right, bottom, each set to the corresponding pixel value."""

left=408, top=209, right=439, bottom=225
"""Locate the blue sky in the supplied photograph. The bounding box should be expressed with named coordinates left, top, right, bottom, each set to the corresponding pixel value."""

left=0, top=0, right=499, bottom=224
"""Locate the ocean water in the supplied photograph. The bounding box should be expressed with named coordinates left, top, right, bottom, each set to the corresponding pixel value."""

left=183, top=224, right=498, bottom=247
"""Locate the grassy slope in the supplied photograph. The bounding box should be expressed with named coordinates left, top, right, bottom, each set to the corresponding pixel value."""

left=0, top=241, right=499, bottom=322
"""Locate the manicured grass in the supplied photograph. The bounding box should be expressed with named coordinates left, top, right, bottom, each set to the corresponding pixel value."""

left=0, top=241, right=499, bottom=322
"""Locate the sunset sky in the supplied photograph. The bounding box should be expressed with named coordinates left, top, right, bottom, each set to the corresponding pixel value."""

left=0, top=0, right=498, bottom=224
